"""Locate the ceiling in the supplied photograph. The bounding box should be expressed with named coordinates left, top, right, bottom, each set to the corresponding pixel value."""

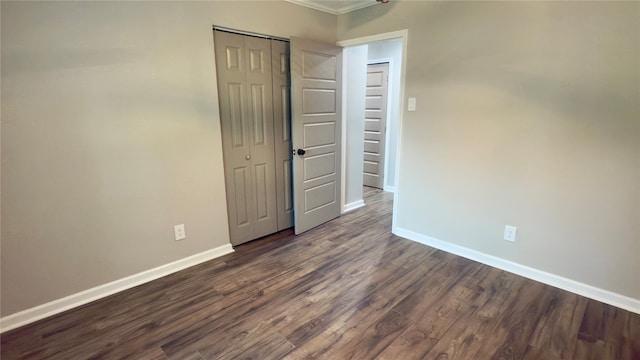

left=284, top=0, right=378, bottom=15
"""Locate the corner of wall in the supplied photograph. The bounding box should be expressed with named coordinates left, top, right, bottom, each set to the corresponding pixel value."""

left=0, top=244, right=234, bottom=333
left=393, top=226, right=640, bottom=315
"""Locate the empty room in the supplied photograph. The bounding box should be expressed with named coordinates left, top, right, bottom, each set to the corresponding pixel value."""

left=1, top=0, right=639, bottom=359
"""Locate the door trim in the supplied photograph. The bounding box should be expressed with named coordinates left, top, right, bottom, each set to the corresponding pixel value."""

left=336, top=29, right=408, bottom=48
left=212, top=26, right=289, bottom=42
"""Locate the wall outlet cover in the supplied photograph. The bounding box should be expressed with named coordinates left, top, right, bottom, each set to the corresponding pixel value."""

left=174, top=224, right=186, bottom=241
left=504, top=225, right=517, bottom=242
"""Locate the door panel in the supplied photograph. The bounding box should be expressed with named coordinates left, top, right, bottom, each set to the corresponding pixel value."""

left=365, top=96, right=383, bottom=109
left=302, top=89, right=337, bottom=114
left=214, top=30, right=278, bottom=245
left=228, top=84, right=245, bottom=147
left=364, top=140, right=380, bottom=153
left=271, top=39, right=293, bottom=231
left=363, top=161, right=379, bottom=175
left=215, top=31, right=253, bottom=243
left=363, top=63, right=389, bottom=189
left=249, top=49, right=264, bottom=72
left=250, top=85, right=267, bottom=145
left=233, top=167, right=250, bottom=227
left=254, top=164, right=267, bottom=219
left=284, top=160, right=292, bottom=210
left=291, top=37, right=342, bottom=234
left=244, top=36, right=277, bottom=239
left=304, top=153, right=335, bottom=181
left=301, top=52, right=337, bottom=79
left=304, top=182, right=336, bottom=212
left=303, top=122, right=335, bottom=148
left=225, top=45, right=243, bottom=71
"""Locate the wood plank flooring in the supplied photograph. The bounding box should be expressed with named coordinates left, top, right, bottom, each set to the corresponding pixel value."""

left=2, top=187, right=639, bottom=359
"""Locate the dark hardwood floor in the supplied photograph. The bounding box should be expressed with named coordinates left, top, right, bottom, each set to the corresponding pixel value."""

left=2, top=187, right=639, bottom=359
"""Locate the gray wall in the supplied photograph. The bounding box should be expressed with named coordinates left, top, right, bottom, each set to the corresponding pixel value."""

left=1, top=1, right=336, bottom=316
left=338, top=1, right=640, bottom=300
left=367, top=39, right=402, bottom=191
left=343, top=45, right=367, bottom=207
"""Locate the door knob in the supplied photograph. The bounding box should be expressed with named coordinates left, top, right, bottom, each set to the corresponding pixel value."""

left=296, top=149, right=306, bottom=156
left=245, top=155, right=251, bottom=160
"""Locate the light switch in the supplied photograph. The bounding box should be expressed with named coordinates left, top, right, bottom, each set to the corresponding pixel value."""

left=408, top=97, right=416, bottom=111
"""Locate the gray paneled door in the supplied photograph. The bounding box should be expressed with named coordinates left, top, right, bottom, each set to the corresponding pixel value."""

left=363, top=62, right=389, bottom=189
left=290, top=37, right=342, bottom=234
left=271, top=39, right=294, bottom=231
left=214, top=31, right=279, bottom=245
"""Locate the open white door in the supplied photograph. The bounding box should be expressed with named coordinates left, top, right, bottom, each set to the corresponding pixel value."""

left=290, top=37, right=342, bottom=234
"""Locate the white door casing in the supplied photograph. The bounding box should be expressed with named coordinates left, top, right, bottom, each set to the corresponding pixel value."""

left=290, top=37, right=343, bottom=234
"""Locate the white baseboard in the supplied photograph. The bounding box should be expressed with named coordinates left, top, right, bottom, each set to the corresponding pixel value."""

left=0, top=244, right=234, bottom=333
left=383, top=185, right=396, bottom=193
left=393, top=227, right=640, bottom=315
left=343, top=199, right=365, bottom=213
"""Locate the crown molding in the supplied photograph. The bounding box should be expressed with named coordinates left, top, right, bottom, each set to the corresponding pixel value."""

left=284, top=0, right=377, bottom=15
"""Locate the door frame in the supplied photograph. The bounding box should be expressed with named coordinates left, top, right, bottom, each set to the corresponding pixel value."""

left=336, top=29, right=408, bottom=231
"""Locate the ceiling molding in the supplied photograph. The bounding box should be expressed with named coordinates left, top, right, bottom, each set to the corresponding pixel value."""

left=284, top=0, right=378, bottom=15
left=334, top=1, right=378, bottom=15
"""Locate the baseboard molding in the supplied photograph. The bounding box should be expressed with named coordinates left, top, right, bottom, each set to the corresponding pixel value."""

left=383, top=185, right=396, bottom=193
left=0, top=244, right=234, bottom=333
left=393, top=227, right=640, bottom=315
left=343, top=199, right=365, bottom=213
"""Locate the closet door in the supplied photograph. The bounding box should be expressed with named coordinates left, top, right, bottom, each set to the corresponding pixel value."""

left=244, top=36, right=278, bottom=239
left=214, top=31, right=278, bottom=246
left=271, top=39, right=293, bottom=231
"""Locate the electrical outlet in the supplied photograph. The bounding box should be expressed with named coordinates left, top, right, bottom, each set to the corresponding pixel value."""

left=174, top=224, right=186, bottom=241
left=504, top=225, right=517, bottom=242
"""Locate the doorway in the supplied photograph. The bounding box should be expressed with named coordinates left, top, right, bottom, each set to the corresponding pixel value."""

left=338, top=30, right=407, bottom=218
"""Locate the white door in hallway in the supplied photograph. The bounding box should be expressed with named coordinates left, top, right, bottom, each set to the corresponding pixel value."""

left=363, top=62, right=389, bottom=189
left=290, top=37, right=342, bottom=234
